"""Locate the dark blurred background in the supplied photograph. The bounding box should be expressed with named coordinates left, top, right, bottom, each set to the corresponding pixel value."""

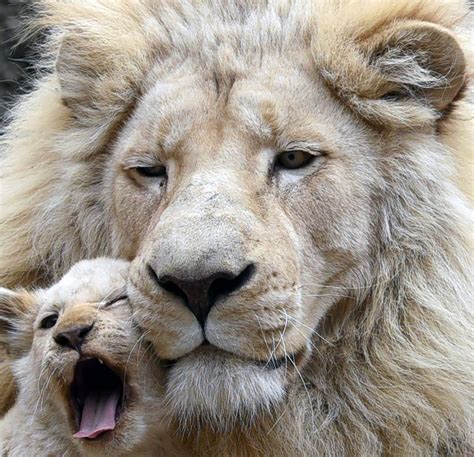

left=0, top=0, right=30, bottom=121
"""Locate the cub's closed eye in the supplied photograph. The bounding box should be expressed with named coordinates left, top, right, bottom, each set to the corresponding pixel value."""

left=134, top=166, right=166, bottom=178
left=276, top=150, right=315, bottom=170
left=40, top=313, right=58, bottom=329
left=104, top=295, right=128, bottom=307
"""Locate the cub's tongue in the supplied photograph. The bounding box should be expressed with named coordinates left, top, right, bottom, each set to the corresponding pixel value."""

left=73, top=389, right=120, bottom=439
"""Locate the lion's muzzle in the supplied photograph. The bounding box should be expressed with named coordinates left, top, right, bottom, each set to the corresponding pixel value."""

left=128, top=158, right=309, bottom=424
left=148, top=261, right=255, bottom=327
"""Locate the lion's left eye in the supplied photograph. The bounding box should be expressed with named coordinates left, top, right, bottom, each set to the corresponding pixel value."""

left=276, top=150, right=314, bottom=169
left=40, top=313, right=58, bottom=330
left=104, top=295, right=128, bottom=308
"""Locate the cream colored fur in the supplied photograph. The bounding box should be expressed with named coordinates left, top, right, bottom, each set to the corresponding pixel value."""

left=0, top=259, right=180, bottom=456
left=0, top=1, right=472, bottom=456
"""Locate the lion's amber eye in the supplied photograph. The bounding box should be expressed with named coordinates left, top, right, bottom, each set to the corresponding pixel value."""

left=276, top=150, right=313, bottom=169
left=40, top=313, right=58, bottom=330
left=135, top=166, right=167, bottom=178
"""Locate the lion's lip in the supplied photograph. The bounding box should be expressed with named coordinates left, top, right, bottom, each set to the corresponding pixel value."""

left=253, top=353, right=295, bottom=370
left=160, top=344, right=297, bottom=371
left=69, top=356, right=128, bottom=440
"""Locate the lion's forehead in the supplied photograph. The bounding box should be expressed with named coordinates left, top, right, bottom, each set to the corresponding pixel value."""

left=38, top=285, right=109, bottom=312
left=135, top=63, right=330, bottom=128
left=116, top=69, right=367, bottom=187
left=38, top=260, right=128, bottom=308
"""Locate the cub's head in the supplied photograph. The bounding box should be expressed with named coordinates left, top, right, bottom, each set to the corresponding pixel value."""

left=0, top=259, right=164, bottom=455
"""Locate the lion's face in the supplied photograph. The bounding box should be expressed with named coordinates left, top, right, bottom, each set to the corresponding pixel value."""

left=0, top=259, right=164, bottom=455
left=113, top=58, right=377, bottom=426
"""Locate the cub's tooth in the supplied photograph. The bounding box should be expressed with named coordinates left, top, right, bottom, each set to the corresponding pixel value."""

left=98, top=358, right=104, bottom=365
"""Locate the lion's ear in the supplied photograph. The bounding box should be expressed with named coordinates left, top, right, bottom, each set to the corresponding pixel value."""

left=55, top=36, right=139, bottom=129
left=55, top=37, right=99, bottom=119
left=317, top=21, right=467, bottom=128
left=0, top=288, right=36, bottom=357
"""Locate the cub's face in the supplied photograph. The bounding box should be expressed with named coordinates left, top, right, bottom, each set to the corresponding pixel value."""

left=0, top=259, right=164, bottom=456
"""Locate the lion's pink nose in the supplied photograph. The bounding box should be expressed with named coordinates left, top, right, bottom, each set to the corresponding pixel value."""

left=148, top=264, right=255, bottom=327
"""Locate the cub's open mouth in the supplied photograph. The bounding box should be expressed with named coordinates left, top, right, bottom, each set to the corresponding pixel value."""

left=70, top=358, right=126, bottom=440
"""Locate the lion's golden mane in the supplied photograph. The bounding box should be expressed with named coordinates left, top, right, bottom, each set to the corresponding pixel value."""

left=0, top=1, right=472, bottom=455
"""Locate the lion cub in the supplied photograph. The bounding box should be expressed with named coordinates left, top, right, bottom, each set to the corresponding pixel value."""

left=0, top=258, right=177, bottom=456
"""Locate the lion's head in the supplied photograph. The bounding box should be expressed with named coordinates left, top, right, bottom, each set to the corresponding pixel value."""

left=123, top=45, right=377, bottom=426
left=0, top=0, right=472, bottom=455
left=0, top=259, right=166, bottom=456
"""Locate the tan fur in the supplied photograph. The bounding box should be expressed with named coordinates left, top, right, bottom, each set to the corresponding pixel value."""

left=0, top=259, right=181, bottom=456
left=0, top=1, right=472, bottom=456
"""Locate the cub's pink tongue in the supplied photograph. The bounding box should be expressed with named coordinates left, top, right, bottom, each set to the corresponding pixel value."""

left=73, top=389, right=120, bottom=439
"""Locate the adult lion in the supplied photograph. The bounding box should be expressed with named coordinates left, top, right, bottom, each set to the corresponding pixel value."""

left=0, top=0, right=472, bottom=456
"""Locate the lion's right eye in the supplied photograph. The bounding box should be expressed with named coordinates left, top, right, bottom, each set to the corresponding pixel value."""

left=134, top=166, right=167, bottom=178
left=40, top=314, right=58, bottom=329
left=104, top=295, right=128, bottom=308
left=276, top=150, right=315, bottom=170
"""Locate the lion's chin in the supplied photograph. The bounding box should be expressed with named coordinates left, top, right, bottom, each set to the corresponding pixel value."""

left=163, top=345, right=287, bottom=431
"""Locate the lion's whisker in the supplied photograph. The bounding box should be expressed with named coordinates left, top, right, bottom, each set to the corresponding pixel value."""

left=124, top=331, right=148, bottom=393
left=288, top=349, right=316, bottom=429
left=287, top=315, right=334, bottom=346
left=95, top=286, right=125, bottom=311
left=31, top=365, right=59, bottom=426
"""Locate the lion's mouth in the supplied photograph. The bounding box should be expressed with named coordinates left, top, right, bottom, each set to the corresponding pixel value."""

left=161, top=344, right=297, bottom=371
left=254, top=353, right=295, bottom=370
left=70, top=358, right=126, bottom=440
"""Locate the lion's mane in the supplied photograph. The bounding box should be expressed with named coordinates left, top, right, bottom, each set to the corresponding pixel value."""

left=0, top=1, right=472, bottom=455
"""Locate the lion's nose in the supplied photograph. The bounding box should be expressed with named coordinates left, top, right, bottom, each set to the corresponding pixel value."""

left=148, top=264, right=255, bottom=326
left=54, top=323, right=94, bottom=352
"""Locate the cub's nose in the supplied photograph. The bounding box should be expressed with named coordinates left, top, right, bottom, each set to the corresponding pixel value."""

left=149, top=264, right=255, bottom=327
left=54, top=323, right=94, bottom=352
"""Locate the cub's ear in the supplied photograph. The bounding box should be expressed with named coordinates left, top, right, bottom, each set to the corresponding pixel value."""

left=316, top=20, right=467, bottom=128
left=0, top=288, right=36, bottom=357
